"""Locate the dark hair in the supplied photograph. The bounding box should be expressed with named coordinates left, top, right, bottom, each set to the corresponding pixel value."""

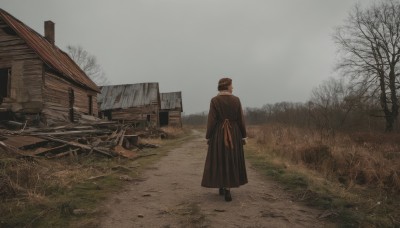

left=218, top=78, right=232, bottom=91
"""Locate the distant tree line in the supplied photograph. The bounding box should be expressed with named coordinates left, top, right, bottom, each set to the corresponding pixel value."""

left=182, top=112, right=208, bottom=126
left=245, top=77, right=387, bottom=133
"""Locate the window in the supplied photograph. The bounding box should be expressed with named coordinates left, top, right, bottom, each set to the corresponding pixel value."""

left=88, top=95, right=93, bottom=115
left=69, top=88, right=74, bottom=122
left=0, top=68, right=11, bottom=98
left=104, top=110, right=112, bottom=121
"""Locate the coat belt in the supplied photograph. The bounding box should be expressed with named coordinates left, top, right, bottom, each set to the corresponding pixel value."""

left=222, top=119, right=234, bottom=150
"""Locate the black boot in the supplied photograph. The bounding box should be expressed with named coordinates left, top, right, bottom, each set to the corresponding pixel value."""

left=224, top=189, right=232, bottom=202
left=219, top=188, right=225, bottom=196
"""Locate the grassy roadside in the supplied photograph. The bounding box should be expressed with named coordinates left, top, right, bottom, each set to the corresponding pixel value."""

left=245, top=139, right=400, bottom=228
left=0, top=128, right=195, bottom=228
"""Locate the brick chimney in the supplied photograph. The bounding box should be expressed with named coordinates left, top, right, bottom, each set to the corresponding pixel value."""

left=44, top=21, right=55, bottom=45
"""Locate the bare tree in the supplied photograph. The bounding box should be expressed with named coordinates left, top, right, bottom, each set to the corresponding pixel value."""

left=309, top=77, right=355, bottom=134
left=67, top=45, right=110, bottom=86
left=334, top=0, right=400, bottom=131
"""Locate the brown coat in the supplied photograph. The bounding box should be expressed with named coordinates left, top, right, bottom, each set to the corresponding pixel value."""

left=201, top=93, right=248, bottom=188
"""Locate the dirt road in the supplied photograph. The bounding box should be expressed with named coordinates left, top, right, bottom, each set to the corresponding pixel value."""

left=100, top=130, right=334, bottom=228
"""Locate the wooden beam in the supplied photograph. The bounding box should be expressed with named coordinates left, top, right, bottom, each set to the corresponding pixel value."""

left=40, top=136, right=114, bottom=157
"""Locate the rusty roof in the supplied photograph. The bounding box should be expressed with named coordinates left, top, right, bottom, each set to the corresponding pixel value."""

left=160, top=92, right=183, bottom=111
left=98, top=83, right=160, bottom=111
left=0, top=8, right=100, bottom=93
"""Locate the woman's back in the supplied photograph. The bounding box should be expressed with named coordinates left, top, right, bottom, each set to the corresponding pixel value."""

left=211, top=94, right=241, bottom=121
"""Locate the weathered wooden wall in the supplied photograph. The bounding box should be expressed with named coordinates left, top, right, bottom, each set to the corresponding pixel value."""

left=167, top=110, right=182, bottom=127
left=104, top=105, right=159, bottom=127
left=43, top=72, right=98, bottom=123
left=0, top=18, right=43, bottom=113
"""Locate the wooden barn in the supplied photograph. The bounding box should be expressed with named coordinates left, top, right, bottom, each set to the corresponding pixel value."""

left=159, top=91, right=183, bottom=127
left=0, top=9, right=100, bottom=125
left=98, top=83, right=161, bottom=127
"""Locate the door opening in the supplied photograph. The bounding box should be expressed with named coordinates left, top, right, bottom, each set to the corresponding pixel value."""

left=0, top=68, right=11, bottom=100
left=159, top=112, right=169, bottom=126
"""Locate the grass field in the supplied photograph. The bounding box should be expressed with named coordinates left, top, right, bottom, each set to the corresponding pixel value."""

left=245, top=124, right=400, bottom=227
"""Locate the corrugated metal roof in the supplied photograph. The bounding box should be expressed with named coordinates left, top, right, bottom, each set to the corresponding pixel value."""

left=0, top=8, right=100, bottom=93
left=160, top=91, right=182, bottom=111
left=98, top=83, right=160, bottom=111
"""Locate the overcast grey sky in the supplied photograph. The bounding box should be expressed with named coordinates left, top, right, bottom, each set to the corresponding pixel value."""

left=1, top=0, right=375, bottom=114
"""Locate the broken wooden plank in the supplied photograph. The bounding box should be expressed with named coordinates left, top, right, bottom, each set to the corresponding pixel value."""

left=40, top=136, right=115, bottom=157
left=106, top=129, right=119, bottom=142
left=113, top=145, right=137, bottom=159
left=118, top=130, right=126, bottom=146
left=0, top=135, right=47, bottom=149
left=46, top=148, right=79, bottom=159
left=32, top=144, right=68, bottom=156
left=30, top=129, right=107, bottom=136
left=113, top=129, right=125, bottom=146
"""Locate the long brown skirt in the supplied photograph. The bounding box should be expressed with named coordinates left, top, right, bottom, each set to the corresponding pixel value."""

left=201, top=123, right=248, bottom=188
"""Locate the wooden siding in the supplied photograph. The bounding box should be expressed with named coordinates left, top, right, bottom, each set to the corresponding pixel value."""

left=167, top=110, right=182, bottom=127
left=43, top=72, right=98, bottom=123
left=160, top=108, right=182, bottom=127
left=0, top=18, right=43, bottom=113
left=105, top=105, right=159, bottom=127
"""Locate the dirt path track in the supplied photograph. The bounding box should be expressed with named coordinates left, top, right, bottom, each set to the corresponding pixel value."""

left=100, top=130, right=334, bottom=228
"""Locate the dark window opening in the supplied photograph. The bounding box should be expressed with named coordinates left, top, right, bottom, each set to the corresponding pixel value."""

left=0, top=68, right=11, bottom=99
left=88, top=95, right=93, bottom=115
left=146, top=114, right=151, bottom=122
left=104, top=110, right=112, bottom=121
left=159, top=112, right=169, bottom=126
left=69, top=88, right=75, bottom=122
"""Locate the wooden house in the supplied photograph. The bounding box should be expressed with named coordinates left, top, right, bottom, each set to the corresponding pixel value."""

left=159, top=91, right=183, bottom=127
left=0, top=9, right=100, bottom=125
left=98, top=83, right=161, bottom=127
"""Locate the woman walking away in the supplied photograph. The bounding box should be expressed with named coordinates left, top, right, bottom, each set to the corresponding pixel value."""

left=201, top=77, right=248, bottom=202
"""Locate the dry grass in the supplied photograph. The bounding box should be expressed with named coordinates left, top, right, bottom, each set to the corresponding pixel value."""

left=247, top=124, right=400, bottom=226
left=248, top=124, right=400, bottom=193
left=0, top=154, right=108, bottom=204
left=160, top=126, right=186, bottom=139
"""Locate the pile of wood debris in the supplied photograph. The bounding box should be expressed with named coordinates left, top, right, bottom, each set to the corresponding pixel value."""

left=0, top=117, right=166, bottom=159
